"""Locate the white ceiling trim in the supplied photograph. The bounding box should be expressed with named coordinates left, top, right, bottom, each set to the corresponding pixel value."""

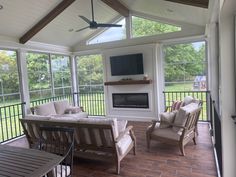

left=72, top=25, right=205, bottom=52
left=0, top=37, right=71, bottom=55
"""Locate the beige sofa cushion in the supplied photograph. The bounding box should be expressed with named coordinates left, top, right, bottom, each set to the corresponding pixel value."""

left=152, top=128, right=181, bottom=141
left=116, top=134, right=132, bottom=155
left=159, top=111, right=177, bottom=128
left=172, top=103, right=199, bottom=132
left=34, top=102, right=56, bottom=116
left=78, top=117, right=119, bottom=138
left=182, top=96, right=194, bottom=106
left=54, top=100, right=70, bottom=115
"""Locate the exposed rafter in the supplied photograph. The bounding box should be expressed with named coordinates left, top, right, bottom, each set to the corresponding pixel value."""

left=19, top=0, right=75, bottom=44
left=165, top=0, right=209, bottom=8
left=100, top=0, right=129, bottom=17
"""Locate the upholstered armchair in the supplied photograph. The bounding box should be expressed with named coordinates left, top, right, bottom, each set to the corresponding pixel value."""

left=146, top=102, right=202, bottom=156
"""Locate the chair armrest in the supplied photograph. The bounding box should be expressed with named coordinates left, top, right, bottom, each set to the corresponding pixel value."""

left=115, top=126, right=134, bottom=143
left=146, top=119, right=160, bottom=133
left=151, top=120, right=160, bottom=123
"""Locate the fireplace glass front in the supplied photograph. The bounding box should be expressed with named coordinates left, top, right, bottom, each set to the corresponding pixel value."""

left=112, top=93, right=149, bottom=108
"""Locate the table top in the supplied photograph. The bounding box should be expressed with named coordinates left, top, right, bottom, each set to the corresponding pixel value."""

left=0, top=145, right=63, bottom=177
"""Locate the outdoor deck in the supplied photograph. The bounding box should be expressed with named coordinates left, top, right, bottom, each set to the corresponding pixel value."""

left=8, top=121, right=217, bottom=177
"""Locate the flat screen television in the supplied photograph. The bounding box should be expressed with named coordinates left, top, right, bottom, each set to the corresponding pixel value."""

left=110, top=53, right=144, bottom=76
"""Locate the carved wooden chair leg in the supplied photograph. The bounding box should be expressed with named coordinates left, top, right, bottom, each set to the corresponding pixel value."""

left=116, top=160, right=121, bottom=175
left=193, top=137, right=197, bottom=145
left=179, top=143, right=185, bottom=156
left=133, top=145, right=136, bottom=155
left=146, top=133, right=151, bottom=150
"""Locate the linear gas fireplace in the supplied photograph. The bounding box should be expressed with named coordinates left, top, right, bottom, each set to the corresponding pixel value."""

left=112, top=93, right=149, bottom=108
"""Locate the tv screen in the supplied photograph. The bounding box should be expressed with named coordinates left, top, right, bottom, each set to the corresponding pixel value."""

left=110, top=53, right=144, bottom=76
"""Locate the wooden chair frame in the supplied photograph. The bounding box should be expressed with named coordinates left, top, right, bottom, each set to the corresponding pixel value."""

left=146, top=106, right=202, bottom=156
left=20, top=118, right=136, bottom=174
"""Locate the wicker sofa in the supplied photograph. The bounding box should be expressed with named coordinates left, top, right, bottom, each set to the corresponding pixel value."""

left=20, top=117, right=136, bottom=174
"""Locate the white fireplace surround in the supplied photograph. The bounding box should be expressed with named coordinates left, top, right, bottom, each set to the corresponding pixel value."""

left=103, top=44, right=161, bottom=121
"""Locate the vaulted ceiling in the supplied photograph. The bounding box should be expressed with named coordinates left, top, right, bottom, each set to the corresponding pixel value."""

left=0, top=0, right=214, bottom=48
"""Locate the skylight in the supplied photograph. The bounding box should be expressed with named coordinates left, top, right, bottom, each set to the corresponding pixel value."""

left=132, top=16, right=181, bottom=38
left=87, top=18, right=126, bottom=45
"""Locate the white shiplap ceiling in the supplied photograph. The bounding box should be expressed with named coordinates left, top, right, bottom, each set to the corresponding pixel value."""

left=0, top=0, right=213, bottom=48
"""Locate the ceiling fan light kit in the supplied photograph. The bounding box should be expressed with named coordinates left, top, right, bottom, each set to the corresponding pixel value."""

left=76, top=0, right=122, bottom=32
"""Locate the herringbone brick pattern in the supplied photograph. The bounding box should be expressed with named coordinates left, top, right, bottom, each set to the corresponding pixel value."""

left=73, top=122, right=217, bottom=177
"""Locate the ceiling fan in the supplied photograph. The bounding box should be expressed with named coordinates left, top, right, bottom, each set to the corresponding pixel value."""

left=76, top=0, right=122, bottom=32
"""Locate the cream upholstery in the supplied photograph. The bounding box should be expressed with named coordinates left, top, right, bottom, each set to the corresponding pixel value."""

left=159, top=111, right=177, bottom=128
left=20, top=117, right=136, bottom=175
left=32, top=100, right=88, bottom=118
left=78, top=117, right=119, bottom=138
left=152, top=127, right=181, bottom=140
left=34, top=102, right=57, bottom=116
left=146, top=102, right=202, bottom=156
left=117, top=134, right=133, bottom=155
left=54, top=100, right=70, bottom=115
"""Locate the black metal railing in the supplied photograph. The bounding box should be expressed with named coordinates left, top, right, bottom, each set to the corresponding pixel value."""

left=210, top=97, right=222, bottom=176
left=163, top=91, right=209, bottom=121
left=0, top=102, right=25, bottom=143
left=30, top=94, right=73, bottom=107
left=79, top=92, right=105, bottom=116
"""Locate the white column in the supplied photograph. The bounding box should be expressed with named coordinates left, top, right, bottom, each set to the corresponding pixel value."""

left=17, top=49, right=30, bottom=116
left=70, top=55, right=79, bottom=106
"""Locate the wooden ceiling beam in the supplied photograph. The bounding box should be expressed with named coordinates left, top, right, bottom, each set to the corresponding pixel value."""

left=165, top=0, right=209, bottom=8
left=19, top=0, right=75, bottom=44
left=100, top=0, right=129, bottom=17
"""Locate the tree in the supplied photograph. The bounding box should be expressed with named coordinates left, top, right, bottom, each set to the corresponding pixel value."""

left=132, top=16, right=181, bottom=37
left=26, top=53, right=51, bottom=90
left=77, top=55, right=103, bottom=92
left=164, top=43, right=205, bottom=82
left=0, top=51, right=19, bottom=94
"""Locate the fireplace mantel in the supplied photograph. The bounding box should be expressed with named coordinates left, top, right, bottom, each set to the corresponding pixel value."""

left=104, top=79, right=152, bottom=86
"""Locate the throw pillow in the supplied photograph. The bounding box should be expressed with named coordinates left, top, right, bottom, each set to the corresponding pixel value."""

left=159, top=111, right=177, bottom=128
left=182, top=96, right=194, bottom=106
left=171, top=101, right=183, bottom=111
left=172, top=103, right=199, bottom=132
left=64, top=107, right=82, bottom=114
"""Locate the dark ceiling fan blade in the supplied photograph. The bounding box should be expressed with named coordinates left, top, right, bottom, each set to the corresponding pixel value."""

left=79, top=15, right=91, bottom=24
left=96, top=23, right=122, bottom=27
left=75, top=26, right=90, bottom=32
left=165, top=0, right=209, bottom=8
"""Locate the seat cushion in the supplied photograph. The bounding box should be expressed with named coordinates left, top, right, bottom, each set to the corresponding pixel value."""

left=116, top=134, right=133, bottom=155
left=34, top=102, right=56, bottom=116
left=54, top=100, right=70, bottom=115
left=152, top=128, right=181, bottom=141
